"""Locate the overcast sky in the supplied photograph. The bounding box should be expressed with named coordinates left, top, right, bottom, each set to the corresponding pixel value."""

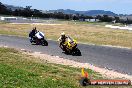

left=0, top=0, right=132, bottom=14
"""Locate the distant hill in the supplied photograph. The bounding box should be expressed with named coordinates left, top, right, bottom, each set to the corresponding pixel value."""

left=4, top=4, right=24, bottom=11
left=48, top=9, right=118, bottom=16
left=3, top=3, right=117, bottom=16
left=83, top=10, right=117, bottom=16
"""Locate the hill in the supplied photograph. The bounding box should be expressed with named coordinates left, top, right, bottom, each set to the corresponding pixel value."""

left=4, top=4, right=24, bottom=11
left=48, top=9, right=118, bottom=16
left=3, top=3, right=117, bottom=16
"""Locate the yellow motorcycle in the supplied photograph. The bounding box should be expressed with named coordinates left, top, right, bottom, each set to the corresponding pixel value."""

left=59, top=36, right=81, bottom=56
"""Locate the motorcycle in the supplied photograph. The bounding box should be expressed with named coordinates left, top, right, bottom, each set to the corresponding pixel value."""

left=29, top=31, right=48, bottom=46
left=59, top=36, right=81, bottom=56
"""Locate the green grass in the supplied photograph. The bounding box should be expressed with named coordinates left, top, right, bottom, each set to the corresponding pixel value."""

left=0, top=47, right=131, bottom=88
left=0, top=47, right=99, bottom=88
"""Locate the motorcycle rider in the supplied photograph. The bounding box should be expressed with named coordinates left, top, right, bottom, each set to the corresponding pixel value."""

left=58, top=32, right=68, bottom=44
left=58, top=32, right=68, bottom=51
left=29, top=27, right=38, bottom=41
left=58, top=32, right=81, bottom=55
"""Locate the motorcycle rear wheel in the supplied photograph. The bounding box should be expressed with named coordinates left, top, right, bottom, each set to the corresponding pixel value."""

left=72, top=48, right=81, bottom=56
left=42, top=40, right=48, bottom=46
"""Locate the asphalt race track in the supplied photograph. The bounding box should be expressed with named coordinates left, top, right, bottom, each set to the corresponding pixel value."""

left=0, top=35, right=132, bottom=75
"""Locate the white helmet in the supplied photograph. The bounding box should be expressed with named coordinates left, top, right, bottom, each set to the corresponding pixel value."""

left=61, top=32, right=65, bottom=36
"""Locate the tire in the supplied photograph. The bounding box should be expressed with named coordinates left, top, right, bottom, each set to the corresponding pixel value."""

left=44, top=40, right=48, bottom=46
left=73, top=48, right=81, bottom=56
left=42, top=40, right=48, bottom=46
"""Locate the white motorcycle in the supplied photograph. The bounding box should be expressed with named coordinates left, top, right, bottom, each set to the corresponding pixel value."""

left=29, top=31, right=48, bottom=46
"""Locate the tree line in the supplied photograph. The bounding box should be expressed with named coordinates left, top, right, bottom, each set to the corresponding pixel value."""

left=0, top=3, right=95, bottom=20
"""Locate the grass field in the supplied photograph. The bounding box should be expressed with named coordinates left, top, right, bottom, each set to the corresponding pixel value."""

left=0, top=47, right=131, bottom=88
left=0, top=21, right=132, bottom=48
left=0, top=47, right=101, bottom=88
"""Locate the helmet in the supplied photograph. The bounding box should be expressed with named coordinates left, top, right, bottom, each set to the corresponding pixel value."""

left=33, top=27, right=36, bottom=30
left=61, top=32, right=65, bottom=36
left=33, top=27, right=37, bottom=32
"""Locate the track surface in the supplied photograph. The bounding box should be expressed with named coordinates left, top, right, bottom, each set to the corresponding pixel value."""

left=0, top=35, right=132, bottom=75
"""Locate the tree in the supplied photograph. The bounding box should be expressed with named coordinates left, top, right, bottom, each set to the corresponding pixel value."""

left=0, top=2, right=10, bottom=14
left=98, top=15, right=113, bottom=22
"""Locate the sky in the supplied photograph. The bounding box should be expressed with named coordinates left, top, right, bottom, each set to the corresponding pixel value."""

left=0, top=0, right=132, bottom=14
